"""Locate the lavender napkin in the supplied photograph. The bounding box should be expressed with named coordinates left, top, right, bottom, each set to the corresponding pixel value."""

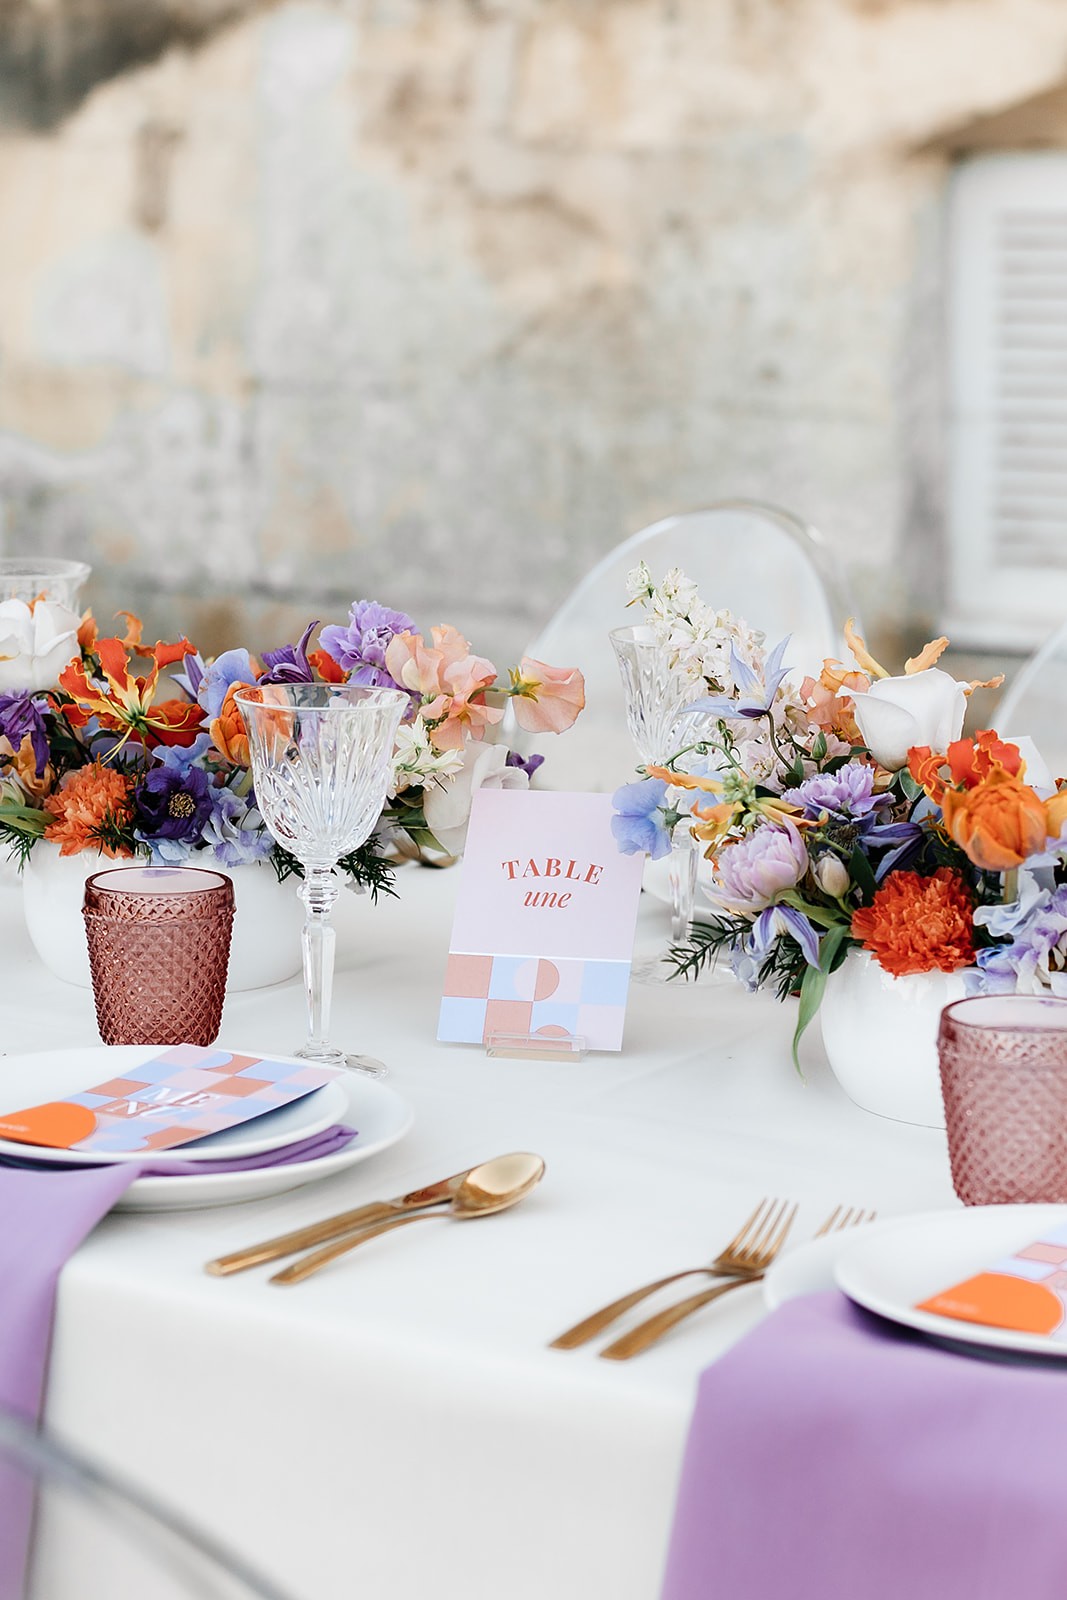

left=0, top=1124, right=355, bottom=1597
left=661, top=1290, right=1067, bottom=1600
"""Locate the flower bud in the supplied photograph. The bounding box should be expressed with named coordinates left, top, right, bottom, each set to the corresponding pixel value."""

left=814, top=853, right=850, bottom=898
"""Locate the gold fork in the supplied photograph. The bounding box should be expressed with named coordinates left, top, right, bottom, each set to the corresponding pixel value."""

left=550, top=1197, right=796, bottom=1351
left=598, top=1202, right=875, bottom=1362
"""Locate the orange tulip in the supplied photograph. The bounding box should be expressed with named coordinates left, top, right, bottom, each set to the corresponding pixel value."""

left=210, top=682, right=257, bottom=766
left=941, top=768, right=1049, bottom=871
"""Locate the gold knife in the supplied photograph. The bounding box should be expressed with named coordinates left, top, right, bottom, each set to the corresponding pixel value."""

left=204, top=1164, right=477, bottom=1276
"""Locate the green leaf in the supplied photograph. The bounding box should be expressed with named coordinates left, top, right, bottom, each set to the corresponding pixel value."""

left=898, top=770, right=922, bottom=802
left=791, top=963, right=828, bottom=1076
left=848, top=844, right=877, bottom=904
left=817, top=920, right=852, bottom=976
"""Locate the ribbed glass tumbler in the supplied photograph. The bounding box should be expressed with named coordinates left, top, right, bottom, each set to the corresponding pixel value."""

left=83, top=866, right=234, bottom=1047
left=938, top=994, right=1067, bottom=1206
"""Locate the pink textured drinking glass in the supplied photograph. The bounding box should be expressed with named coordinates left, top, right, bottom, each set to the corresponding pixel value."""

left=938, top=994, right=1067, bottom=1205
left=82, top=866, right=234, bottom=1046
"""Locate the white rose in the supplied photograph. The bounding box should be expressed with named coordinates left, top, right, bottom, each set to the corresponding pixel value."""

left=422, top=740, right=528, bottom=856
left=851, top=668, right=967, bottom=771
left=0, top=598, right=81, bottom=692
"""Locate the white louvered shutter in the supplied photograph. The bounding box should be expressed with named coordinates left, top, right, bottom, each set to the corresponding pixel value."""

left=945, top=153, right=1067, bottom=650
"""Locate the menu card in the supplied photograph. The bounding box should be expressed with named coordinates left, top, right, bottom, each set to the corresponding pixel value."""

left=438, top=789, right=646, bottom=1052
left=917, top=1222, right=1067, bottom=1339
left=0, top=1045, right=341, bottom=1156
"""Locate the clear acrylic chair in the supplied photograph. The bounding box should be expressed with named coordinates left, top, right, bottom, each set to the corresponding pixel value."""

left=994, top=620, right=1067, bottom=784
left=0, top=1408, right=300, bottom=1600
left=515, top=500, right=856, bottom=792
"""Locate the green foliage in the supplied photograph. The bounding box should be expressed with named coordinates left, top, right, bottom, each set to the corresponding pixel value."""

left=270, top=836, right=397, bottom=903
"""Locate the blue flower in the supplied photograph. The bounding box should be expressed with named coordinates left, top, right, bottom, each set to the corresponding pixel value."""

left=747, top=902, right=822, bottom=969
left=686, top=637, right=792, bottom=721
left=201, top=786, right=276, bottom=867
left=611, top=777, right=672, bottom=860
left=197, top=649, right=257, bottom=719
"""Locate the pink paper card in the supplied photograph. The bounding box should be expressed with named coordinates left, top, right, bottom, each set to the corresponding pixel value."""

left=438, top=789, right=646, bottom=1052
left=0, top=1045, right=342, bottom=1155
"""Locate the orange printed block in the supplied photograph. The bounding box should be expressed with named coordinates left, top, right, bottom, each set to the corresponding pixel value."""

left=0, top=1101, right=98, bottom=1149
left=916, top=1222, right=1067, bottom=1340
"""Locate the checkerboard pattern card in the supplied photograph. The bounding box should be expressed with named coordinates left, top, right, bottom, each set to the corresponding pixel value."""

left=438, top=790, right=646, bottom=1052
left=0, top=1045, right=342, bottom=1154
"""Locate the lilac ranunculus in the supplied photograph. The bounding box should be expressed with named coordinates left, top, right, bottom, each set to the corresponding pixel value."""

left=260, top=622, right=318, bottom=685
left=133, top=764, right=213, bottom=849
left=0, top=691, right=50, bottom=778
left=611, top=777, right=672, bottom=860
left=197, top=649, right=258, bottom=719
left=319, top=601, right=416, bottom=689
left=782, top=762, right=886, bottom=821
left=716, top=821, right=809, bottom=910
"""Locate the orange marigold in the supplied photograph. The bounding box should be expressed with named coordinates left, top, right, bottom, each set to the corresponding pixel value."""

left=850, top=868, right=975, bottom=978
left=43, top=764, right=135, bottom=858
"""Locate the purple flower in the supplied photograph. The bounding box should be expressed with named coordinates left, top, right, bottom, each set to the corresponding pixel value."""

left=506, top=750, right=545, bottom=781
left=744, top=903, right=822, bottom=971
left=716, top=822, right=809, bottom=909
left=611, top=777, right=672, bottom=860
left=0, top=691, right=49, bottom=778
left=201, top=786, right=276, bottom=867
left=974, top=874, right=1067, bottom=995
left=260, top=622, right=318, bottom=685
left=319, top=601, right=416, bottom=689
left=197, top=649, right=258, bottom=719
left=783, top=763, right=886, bottom=821
left=133, top=764, right=212, bottom=845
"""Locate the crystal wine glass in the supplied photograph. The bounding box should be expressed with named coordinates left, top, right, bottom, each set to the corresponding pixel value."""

left=610, top=624, right=723, bottom=983
left=235, top=683, right=406, bottom=1076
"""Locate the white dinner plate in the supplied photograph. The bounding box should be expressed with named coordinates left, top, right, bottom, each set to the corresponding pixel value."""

left=833, top=1205, right=1067, bottom=1359
left=0, top=1046, right=347, bottom=1168
left=762, top=1229, right=863, bottom=1309
left=114, top=1070, right=414, bottom=1211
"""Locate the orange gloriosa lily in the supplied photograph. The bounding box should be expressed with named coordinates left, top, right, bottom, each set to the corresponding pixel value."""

left=58, top=634, right=201, bottom=749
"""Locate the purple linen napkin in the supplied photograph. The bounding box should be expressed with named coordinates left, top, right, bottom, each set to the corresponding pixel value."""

left=0, top=1123, right=355, bottom=1597
left=661, top=1290, right=1067, bottom=1600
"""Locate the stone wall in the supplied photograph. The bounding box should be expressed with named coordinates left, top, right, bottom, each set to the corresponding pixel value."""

left=2, top=0, right=1067, bottom=671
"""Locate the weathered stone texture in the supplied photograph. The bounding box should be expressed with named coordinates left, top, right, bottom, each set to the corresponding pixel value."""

left=1, top=0, right=1067, bottom=666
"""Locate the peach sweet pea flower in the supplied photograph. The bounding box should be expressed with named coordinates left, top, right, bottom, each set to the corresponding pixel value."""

left=509, top=658, right=585, bottom=735
left=386, top=626, right=502, bottom=752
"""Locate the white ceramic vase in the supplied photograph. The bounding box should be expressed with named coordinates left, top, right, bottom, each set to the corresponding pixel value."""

left=21, top=842, right=305, bottom=991
left=819, top=950, right=973, bottom=1129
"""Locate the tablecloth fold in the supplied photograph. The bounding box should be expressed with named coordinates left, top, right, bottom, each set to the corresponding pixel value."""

left=661, top=1290, right=1067, bottom=1600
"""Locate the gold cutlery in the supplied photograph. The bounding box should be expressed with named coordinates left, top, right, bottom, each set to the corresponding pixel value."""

left=550, top=1197, right=794, bottom=1351
left=599, top=1202, right=874, bottom=1361
left=207, top=1157, right=511, bottom=1277
left=269, top=1152, right=545, bottom=1286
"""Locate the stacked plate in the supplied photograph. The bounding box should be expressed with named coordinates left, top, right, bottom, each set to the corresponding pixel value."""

left=764, top=1204, right=1067, bottom=1362
left=0, top=1046, right=413, bottom=1213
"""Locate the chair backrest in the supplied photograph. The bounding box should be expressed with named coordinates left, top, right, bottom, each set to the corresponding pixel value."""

left=994, top=619, right=1067, bottom=784
left=0, top=1409, right=300, bottom=1600
left=520, top=500, right=857, bottom=792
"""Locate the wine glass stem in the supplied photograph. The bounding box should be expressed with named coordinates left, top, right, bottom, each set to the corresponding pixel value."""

left=668, top=825, right=698, bottom=945
left=300, top=865, right=340, bottom=1058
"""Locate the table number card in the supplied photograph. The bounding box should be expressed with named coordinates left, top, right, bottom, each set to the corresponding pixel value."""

left=438, top=789, right=646, bottom=1052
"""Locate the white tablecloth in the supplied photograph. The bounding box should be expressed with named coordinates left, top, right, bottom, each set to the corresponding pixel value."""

left=0, top=869, right=959, bottom=1600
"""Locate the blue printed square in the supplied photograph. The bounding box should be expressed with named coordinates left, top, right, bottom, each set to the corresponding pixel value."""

left=579, top=960, right=632, bottom=1006
left=438, top=997, right=488, bottom=1044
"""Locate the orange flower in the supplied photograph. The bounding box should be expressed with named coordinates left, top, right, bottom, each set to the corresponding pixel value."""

left=509, top=658, right=585, bottom=734
left=59, top=633, right=199, bottom=748
left=43, top=764, right=135, bottom=857
left=909, top=730, right=1024, bottom=804
left=308, top=649, right=346, bottom=684
left=210, top=682, right=258, bottom=766
left=940, top=767, right=1049, bottom=871
left=851, top=868, right=975, bottom=977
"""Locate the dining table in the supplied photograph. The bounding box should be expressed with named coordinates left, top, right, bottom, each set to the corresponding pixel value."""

left=0, top=862, right=962, bottom=1600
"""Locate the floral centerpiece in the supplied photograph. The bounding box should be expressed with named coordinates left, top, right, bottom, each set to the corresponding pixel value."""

left=611, top=564, right=1067, bottom=1065
left=0, top=594, right=584, bottom=894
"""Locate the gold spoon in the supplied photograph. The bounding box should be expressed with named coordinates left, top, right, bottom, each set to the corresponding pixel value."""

left=269, top=1151, right=545, bottom=1286
left=205, top=1163, right=483, bottom=1277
